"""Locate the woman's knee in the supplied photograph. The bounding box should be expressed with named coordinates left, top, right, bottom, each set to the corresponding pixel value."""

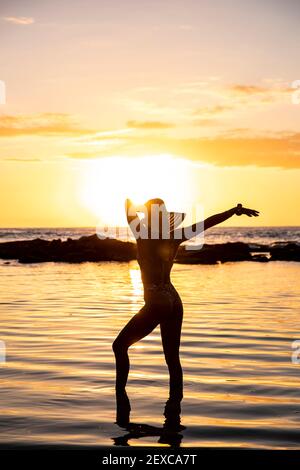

left=165, top=352, right=181, bottom=368
left=112, top=336, right=128, bottom=355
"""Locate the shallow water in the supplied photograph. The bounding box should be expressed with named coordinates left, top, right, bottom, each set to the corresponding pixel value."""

left=0, top=260, right=300, bottom=448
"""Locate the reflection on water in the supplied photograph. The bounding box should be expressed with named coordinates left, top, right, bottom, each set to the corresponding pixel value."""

left=0, top=259, right=300, bottom=448
left=114, top=392, right=184, bottom=447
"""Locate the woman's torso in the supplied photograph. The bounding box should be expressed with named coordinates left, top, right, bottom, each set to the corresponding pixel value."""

left=136, top=239, right=181, bottom=308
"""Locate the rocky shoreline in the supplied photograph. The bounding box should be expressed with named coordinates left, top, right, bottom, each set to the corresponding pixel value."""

left=0, top=234, right=299, bottom=264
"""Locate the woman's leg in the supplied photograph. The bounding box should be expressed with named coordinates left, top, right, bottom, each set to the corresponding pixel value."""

left=112, top=305, right=160, bottom=393
left=160, top=301, right=183, bottom=399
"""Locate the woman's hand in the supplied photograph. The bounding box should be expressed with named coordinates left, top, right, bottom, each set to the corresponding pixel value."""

left=236, top=204, right=259, bottom=217
left=125, top=198, right=133, bottom=212
left=125, top=198, right=138, bottom=223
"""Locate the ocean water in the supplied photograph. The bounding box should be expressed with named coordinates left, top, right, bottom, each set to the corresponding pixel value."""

left=0, top=225, right=300, bottom=245
left=0, top=256, right=300, bottom=448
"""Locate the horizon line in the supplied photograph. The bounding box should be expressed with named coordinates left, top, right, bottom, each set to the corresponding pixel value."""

left=0, top=225, right=299, bottom=230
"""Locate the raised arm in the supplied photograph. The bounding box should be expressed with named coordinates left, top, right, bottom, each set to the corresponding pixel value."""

left=125, top=198, right=137, bottom=224
left=174, top=204, right=259, bottom=243
left=125, top=198, right=143, bottom=239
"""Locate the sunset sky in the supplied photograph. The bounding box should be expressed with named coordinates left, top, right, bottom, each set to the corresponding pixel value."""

left=0, top=0, right=299, bottom=227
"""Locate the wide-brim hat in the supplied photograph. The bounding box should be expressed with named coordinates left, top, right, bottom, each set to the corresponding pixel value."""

left=137, top=198, right=186, bottom=231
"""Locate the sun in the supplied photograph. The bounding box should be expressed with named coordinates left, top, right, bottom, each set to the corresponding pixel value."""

left=79, top=154, right=193, bottom=226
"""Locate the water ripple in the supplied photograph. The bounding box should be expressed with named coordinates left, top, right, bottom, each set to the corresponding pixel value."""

left=0, top=260, right=299, bottom=448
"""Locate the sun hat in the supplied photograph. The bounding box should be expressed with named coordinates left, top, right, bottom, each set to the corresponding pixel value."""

left=138, top=198, right=186, bottom=232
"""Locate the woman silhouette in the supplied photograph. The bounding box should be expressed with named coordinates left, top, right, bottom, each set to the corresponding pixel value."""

left=113, top=199, right=259, bottom=400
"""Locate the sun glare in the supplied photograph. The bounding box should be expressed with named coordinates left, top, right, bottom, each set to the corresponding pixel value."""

left=80, top=155, right=193, bottom=226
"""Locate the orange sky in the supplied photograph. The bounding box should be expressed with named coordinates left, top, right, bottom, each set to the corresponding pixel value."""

left=0, top=0, right=299, bottom=227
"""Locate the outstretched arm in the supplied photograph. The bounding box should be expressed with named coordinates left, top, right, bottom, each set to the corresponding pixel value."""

left=174, top=204, right=259, bottom=243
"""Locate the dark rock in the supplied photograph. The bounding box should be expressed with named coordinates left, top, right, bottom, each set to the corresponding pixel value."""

left=0, top=235, right=299, bottom=264
left=176, top=242, right=252, bottom=264
left=270, top=242, right=300, bottom=262
left=0, top=235, right=137, bottom=264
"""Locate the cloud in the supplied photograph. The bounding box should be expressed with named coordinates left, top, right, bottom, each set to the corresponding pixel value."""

left=0, top=113, right=91, bottom=137
left=227, top=83, right=292, bottom=105
left=190, top=83, right=293, bottom=121
left=127, top=120, right=174, bottom=129
left=193, top=105, right=234, bottom=116
left=119, top=81, right=292, bottom=125
left=3, top=158, right=41, bottom=162
left=67, top=151, right=103, bottom=159
left=230, top=85, right=268, bottom=95
left=140, top=133, right=300, bottom=169
left=3, top=16, right=34, bottom=25
left=192, top=118, right=220, bottom=127
left=192, top=105, right=234, bottom=123
left=71, top=128, right=132, bottom=146
left=67, top=130, right=300, bottom=169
